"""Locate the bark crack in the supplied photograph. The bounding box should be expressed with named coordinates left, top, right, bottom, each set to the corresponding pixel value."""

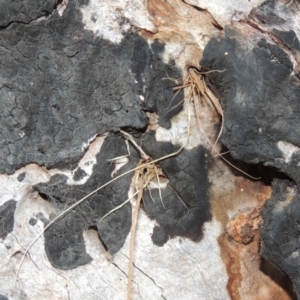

left=133, top=263, right=167, bottom=300
left=181, top=0, right=223, bottom=30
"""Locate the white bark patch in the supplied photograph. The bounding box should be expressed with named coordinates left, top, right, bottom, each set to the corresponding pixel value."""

left=1, top=192, right=62, bottom=300
left=57, top=0, right=69, bottom=16
left=0, top=134, right=107, bottom=208
left=115, top=212, right=229, bottom=299
left=0, top=165, right=51, bottom=207
left=109, top=157, right=130, bottom=178
left=185, top=0, right=265, bottom=27
left=157, top=30, right=212, bottom=65
left=65, top=134, right=107, bottom=185
left=277, top=140, right=300, bottom=164
left=9, top=210, right=227, bottom=300
left=156, top=99, right=219, bottom=151
left=147, top=178, right=168, bottom=190
left=80, top=0, right=156, bottom=44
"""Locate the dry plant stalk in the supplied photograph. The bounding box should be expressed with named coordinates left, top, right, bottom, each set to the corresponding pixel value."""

left=14, top=66, right=257, bottom=299
left=14, top=108, right=191, bottom=290
left=126, top=158, right=165, bottom=300
left=101, top=130, right=190, bottom=300
left=173, top=67, right=224, bottom=152
left=120, top=131, right=168, bottom=300
left=173, top=67, right=260, bottom=180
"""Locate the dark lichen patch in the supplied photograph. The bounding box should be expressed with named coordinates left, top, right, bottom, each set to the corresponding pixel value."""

left=0, top=0, right=183, bottom=175
left=34, top=133, right=140, bottom=269
left=34, top=126, right=212, bottom=266
left=272, top=29, right=300, bottom=53
left=141, top=131, right=211, bottom=245
left=73, top=167, right=87, bottom=182
left=0, top=0, right=57, bottom=27
left=0, top=199, right=16, bottom=239
left=0, top=294, right=9, bottom=300
left=201, top=25, right=300, bottom=180
left=144, top=39, right=184, bottom=129
left=29, top=217, right=37, bottom=226
left=249, top=0, right=286, bottom=25
left=151, top=226, right=169, bottom=246
left=43, top=211, right=93, bottom=270
left=272, top=29, right=300, bottom=77
left=260, top=179, right=300, bottom=297
left=0, top=13, right=148, bottom=173
left=17, top=172, right=26, bottom=182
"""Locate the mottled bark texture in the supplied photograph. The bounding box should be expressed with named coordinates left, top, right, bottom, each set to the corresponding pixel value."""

left=201, top=0, right=300, bottom=297
left=0, top=0, right=212, bottom=272
left=1, top=0, right=300, bottom=299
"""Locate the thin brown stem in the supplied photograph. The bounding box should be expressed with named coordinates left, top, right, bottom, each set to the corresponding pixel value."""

left=127, top=180, right=144, bottom=300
